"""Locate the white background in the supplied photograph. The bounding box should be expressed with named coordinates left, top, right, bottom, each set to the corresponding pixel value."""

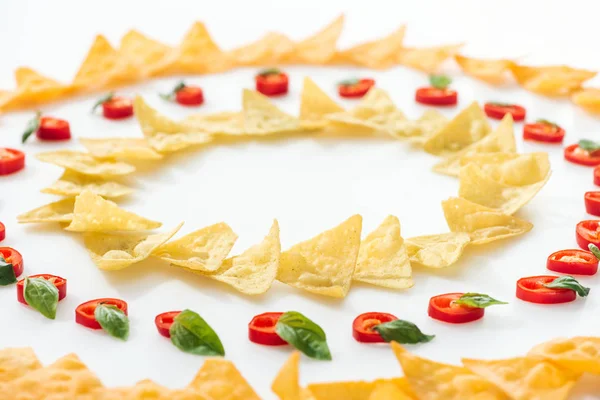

left=1, top=0, right=600, bottom=398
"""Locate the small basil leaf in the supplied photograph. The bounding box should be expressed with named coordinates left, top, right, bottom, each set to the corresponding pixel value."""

left=589, top=244, right=600, bottom=260
left=160, top=82, right=186, bottom=101
left=275, top=311, right=332, bottom=361
left=21, top=111, right=41, bottom=144
left=429, top=74, right=452, bottom=89
left=23, top=277, right=59, bottom=319
left=454, top=293, right=508, bottom=308
left=95, top=304, right=129, bottom=340
left=338, top=78, right=360, bottom=87
left=169, top=309, right=224, bottom=356
left=373, top=320, right=435, bottom=344
left=536, top=119, right=559, bottom=128
left=258, top=68, right=281, bottom=77
left=91, top=92, right=114, bottom=113
left=578, top=139, right=600, bottom=152
left=0, top=255, right=17, bottom=286
left=544, top=276, right=590, bottom=297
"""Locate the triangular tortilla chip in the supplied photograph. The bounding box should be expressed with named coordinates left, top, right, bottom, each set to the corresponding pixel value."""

left=333, top=26, right=406, bottom=69
left=65, top=190, right=162, bottom=232
left=170, top=22, right=232, bottom=74
left=277, top=215, right=362, bottom=298
left=17, top=198, right=75, bottom=224
left=354, top=215, right=413, bottom=289
left=528, top=337, right=600, bottom=375
left=511, top=64, right=596, bottom=97
left=80, top=138, right=163, bottom=161
left=462, top=357, right=580, bottom=400
left=41, top=170, right=134, bottom=199
left=405, top=232, right=470, bottom=268
left=119, top=30, right=177, bottom=77
left=36, top=150, right=136, bottom=177
left=93, top=379, right=210, bottom=400
left=243, top=89, right=304, bottom=135
left=84, top=223, right=183, bottom=270
left=368, top=381, right=413, bottom=400
left=472, top=152, right=550, bottom=187
left=299, top=77, right=344, bottom=128
left=284, top=15, right=344, bottom=64
left=184, top=111, right=245, bottom=135
left=572, top=87, right=600, bottom=115
left=391, top=342, right=509, bottom=400
left=393, top=110, right=448, bottom=145
left=423, top=102, right=492, bottom=156
left=229, top=33, right=295, bottom=66
left=307, top=378, right=414, bottom=400
left=0, top=68, right=69, bottom=111
left=154, top=222, right=238, bottom=271
left=454, top=55, right=514, bottom=85
left=0, top=348, right=42, bottom=385
left=433, top=113, right=516, bottom=177
left=397, top=44, right=463, bottom=72
left=442, top=197, right=533, bottom=245
left=272, top=352, right=301, bottom=400
left=187, top=359, right=260, bottom=400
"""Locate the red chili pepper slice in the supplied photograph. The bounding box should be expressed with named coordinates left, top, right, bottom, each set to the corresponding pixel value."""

left=0, top=247, right=24, bottom=278
left=75, top=298, right=128, bottom=330
left=546, top=249, right=598, bottom=276
left=17, top=274, right=67, bottom=304
left=102, top=97, right=134, bottom=119
left=0, top=222, right=5, bottom=242
left=338, top=79, right=375, bottom=98
left=564, top=144, right=600, bottom=166
left=523, top=122, right=565, bottom=143
left=248, top=312, right=287, bottom=346
left=37, top=117, right=71, bottom=141
left=428, top=293, right=484, bottom=324
left=576, top=220, right=600, bottom=250
left=255, top=71, right=289, bottom=97
left=155, top=311, right=181, bottom=338
left=352, top=312, right=398, bottom=343
left=594, top=166, right=600, bottom=186
left=176, top=86, right=204, bottom=106
left=584, top=192, right=600, bottom=217
left=516, top=276, right=576, bottom=304
left=415, top=87, right=458, bottom=106
left=0, top=148, right=25, bottom=176
left=484, top=103, right=526, bottom=121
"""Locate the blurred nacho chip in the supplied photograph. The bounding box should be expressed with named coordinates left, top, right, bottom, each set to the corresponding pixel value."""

left=0, top=348, right=42, bottom=384
left=333, top=26, right=406, bottom=69
left=80, top=138, right=163, bottom=161
left=272, top=352, right=301, bottom=400
left=454, top=55, right=514, bottom=85
left=36, top=150, right=136, bottom=177
left=229, top=33, right=295, bottom=66
left=66, top=190, right=162, bottom=232
left=395, top=110, right=448, bottom=145
left=369, top=381, right=413, bottom=400
left=397, top=43, right=463, bottom=73
left=93, top=379, right=209, bottom=400
left=243, top=89, right=304, bottom=135
left=119, top=30, right=177, bottom=77
left=184, top=111, right=245, bottom=135
left=285, top=15, right=344, bottom=64
left=528, top=337, right=600, bottom=375
left=299, top=77, right=344, bottom=129
left=154, top=222, right=237, bottom=271
left=41, top=170, right=134, bottom=199
left=171, top=22, right=232, bottom=74
left=277, top=215, right=362, bottom=298
left=0, top=68, right=69, bottom=111
left=308, top=378, right=414, bottom=400
left=442, top=197, right=533, bottom=244
left=84, top=223, right=182, bottom=270
left=405, top=232, right=470, bottom=268
left=572, top=88, right=600, bottom=114
left=188, top=359, right=260, bottom=400
left=511, top=64, right=596, bottom=96
left=477, top=152, right=550, bottom=187
left=354, top=215, right=413, bottom=289
left=17, top=198, right=75, bottom=224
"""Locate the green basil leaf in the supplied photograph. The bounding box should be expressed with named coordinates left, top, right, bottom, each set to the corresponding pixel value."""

left=588, top=244, right=600, bottom=260
left=258, top=68, right=281, bottom=77
left=373, top=320, right=435, bottom=344
left=454, top=293, right=508, bottom=308
left=91, top=92, right=114, bottom=113
left=429, top=74, right=452, bottom=89
left=338, top=78, right=360, bottom=87
left=21, top=111, right=41, bottom=144
left=160, top=82, right=186, bottom=101
left=544, top=276, right=590, bottom=297
left=23, top=277, right=59, bottom=319
left=536, top=119, right=558, bottom=128
left=0, top=255, right=17, bottom=286
left=95, top=304, right=129, bottom=340
left=275, top=311, right=331, bottom=361
left=578, top=139, right=600, bottom=152
left=169, top=309, right=224, bottom=356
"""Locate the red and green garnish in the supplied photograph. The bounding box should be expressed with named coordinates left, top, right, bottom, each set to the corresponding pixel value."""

left=484, top=102, right=526, bottom=121
left=274, top=311, right=331, bottom=360
left=22, top=277, right=59, bottom=320
left=255, top=68, right=289, bottom=96
left=576, top=220, right=600, bottom=250
left=428, top=292, right=506, bottom=324
left=22, top=111, right=71, bottom=143
left=18, top=274, right=67, bottom=305
left=92, top=92, right=134, bottom=119
left=543, top=275, right=590, bottom=297
left=155, top=311, right=181, bottom=338
left=248, top=312, right=287, bottom=346
left=523, top=120, right=565, bottom=143
left=351, top=312, right=434, bottom=344
left=415, top=75, right=457, bottom=106
left=160, top=82, right=204, bottom=106
left=76, top=298, right=129, bottom=340
left=169, top=309, right=224, bottom=356
left=547, top=248, right=598, bottom=276
left=0, top=248, right=23, bottom=286
left=564, top=140, right=600, bottom=166
left=516, top=275, right=589, bottom=304
left=337, top=78, right=375, bottom=98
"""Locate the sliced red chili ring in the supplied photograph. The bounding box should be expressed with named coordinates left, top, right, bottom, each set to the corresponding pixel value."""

left=37, top=117, right=71, bottom=141
left=484, top=103, right=526, bottom=121
left=338, top=79, right=375, bottom=98
left=0, top=247, right=24, bottom=278
left=75, top=298, right=128, bottom=330
left=102, top=96, right=134, bottom=119
left=564, top=144, right=600, bottom=166
left=155, top=311, right=181, bottom=338
left=255, top=72, right=289, bottom=97
left=415, top=87, right=458, bottom=106
left=584, top=192, right=600, bottom=217
left=0, top=222, right=5, bottom=242
left=595, top=166, right=600, bottom=186
left=0, top=148, right=25, bottom=176
left=576, top=220, right=600, bottom=250
left=17, top=274, right=67, bottom=304
left=428, top=293, right=484, bottom=324
left=523, top=122, right=565, bottom=143
left=248, top=312, right=287, bottom=346
left=516, top=276, right=576, bottom=304
left=175, top=86, right=204, bottom=106
left=352, top=312, right=398, bottom=343
left=547, top=249, right=598, bottom=276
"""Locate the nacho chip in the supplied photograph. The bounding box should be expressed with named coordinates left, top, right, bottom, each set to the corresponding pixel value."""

left=391, top=342, right=508, bottom=400
left=333, top=26, right=406, bottom=69
left=84, top=223, right=183, bottom=270
left=454, top=55, right=514, bottom=85
left=354, top=215, right=413, bottom=289
left=368, top=381, right=413, bottom=400
left=36, top=150, right=136, bottom=177
left=184, top=111, right=245, bottom=136
left=433, top=113, right=516, bottom=177
left=66, top=190, right=161, bottom=232
left=572, top=87, right=600, bottom=115
left=272, top=352, right=301, bottom=400
left=462, top=357, right=580, bottom=400
left=397, top=44, right=463, bottom=73
left=3, top=354, right=102, bottom=399
left=229, top=33, right=295, bottom=66
left=192, top=220, right=280, bottom=295
left=405, top=232, right=470, bottom=268
left=80, top=138, right=163, bottom=161
left=154, top=222, right=237, bottom=271
left=528, top=337, right=600, bottom=375
left=277, top=215, right=362, bottom=298
left=476, top=152, right=551, bottom=187
left=93, top=379, right=209, bottom=400
left=0, top=348, right=42, bottom=385
left=171, top=22, right=232, bottom=75
left=188, top=359, right=260, bottom=400
left=307, top=378, right=414, bottom=400
left=243, top=89, right=304, bottom=135
left=284, top=15, right=344, bottom=64
left=17, top=198, right=75, bottom=224
left=511, top=64, right=597, bottom=97
left=41, top=170, right=134, bottom=199
left=119, top=30, right=177, bottom=77
left=442, top=197, right=533, bottom=244
left=395, top=110, right=449, bottom=145
left=299, top=77, right=344, bottom=128
left=0, top=68, right=69, bottom=111
left=423, top=102, right=491, bottom=156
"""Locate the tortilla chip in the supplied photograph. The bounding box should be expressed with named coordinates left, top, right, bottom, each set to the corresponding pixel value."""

left=511, top=64, right=597, bottom=97
left=171, top=22, right=232, bottom=75
left=454, top=55, right=514, bottom=85
left=572, top=88, right=600, bottom=115
left=65, top=190, right=162, bottom=232
left=424, top=102, right=491, bottom=156
left=119, top=30, right=177, bottom=77
left=3, top=354, right=102, bottom=399
left=80, top=138, right=162, bottom=161
left=391, top=342, right=508, bottom=400
left=41, top=170, right=134, bottom=199
left=192, top=220, right=280, bottom=295
left=0, top=348, right=42, bottom=385
left=229, top=33, right=295, bottom=66
left=307, top=378, right=414, bottom=400
left=442, top=197, right=533, bottom=245
left=154, top=222, right=237, bottom=271
left=36, top=150, right=136, bottom=177
left=243, top=89, right=304, bottom=135
left=433, top=113, right=516, bottom=177
left=188, top=359, right=260, bottom=400
left=17, top=198, right=75, bottom=224
left=405, top=232, right=470, bottom=268
left=354, top=215, right=413, bottom=289
left=462, top=357, right=580, bottom=400
left=394, top=110, right=449, bottom=145
left=397, top=44, right=463, bottom=73
left=299, top=77, right=344, bottom=129
left=368, top=381, right=413, bottom=400
left=277, top=215, right=362, bottom=298
left=285, top=15, right=344, bottom=64
left=184, top=111, right=245, bottom=135
left=93, top=380, right=209, bottom=400
left=528, top=337, right=600, bottom=375
left=272, top=352, right=301, bottom=400
left=474, top=152, right=551, bottom=187
left=84, top=223, right=183, bottom=270
left=333, top=26, right=406, bottom=69
left=0, top=68, right=69, bottom=111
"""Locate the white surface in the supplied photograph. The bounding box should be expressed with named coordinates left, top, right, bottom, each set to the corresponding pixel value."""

left=1, top=0, right=600, bottom=398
